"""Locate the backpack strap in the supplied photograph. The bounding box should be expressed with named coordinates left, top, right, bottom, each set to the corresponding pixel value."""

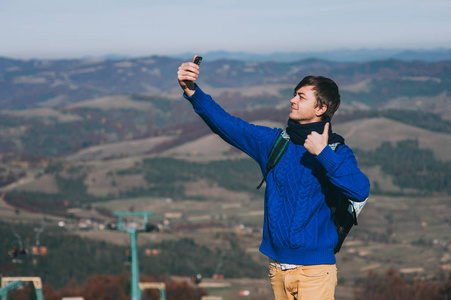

left=256, top=130, right=290, bottom=189
left=325, top=142, right=363, bottom=253
left=325, top=142, right=343, bottom=217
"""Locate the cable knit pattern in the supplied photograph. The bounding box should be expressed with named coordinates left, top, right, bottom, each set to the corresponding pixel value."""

left=184, top=86, right=370, bottom=265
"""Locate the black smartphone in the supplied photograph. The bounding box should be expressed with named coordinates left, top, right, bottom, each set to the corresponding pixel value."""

left=194, top=56, right=203, bottom=65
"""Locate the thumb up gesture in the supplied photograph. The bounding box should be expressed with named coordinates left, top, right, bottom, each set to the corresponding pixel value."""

left=304, top=122, right=329, bottom=156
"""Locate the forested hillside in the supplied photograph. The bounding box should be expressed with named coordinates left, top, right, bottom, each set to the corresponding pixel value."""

left=0, top=221, right=265, bottom=289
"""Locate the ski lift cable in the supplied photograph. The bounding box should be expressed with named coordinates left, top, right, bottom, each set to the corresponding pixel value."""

left=34, top=227, right=45, bottom=246
left=12, top=232, right=23, bottom=249
left=10, top=223, right=24, bottom=249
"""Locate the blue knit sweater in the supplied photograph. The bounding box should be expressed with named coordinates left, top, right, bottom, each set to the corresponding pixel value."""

left=184, top=86, right=370, bottom=265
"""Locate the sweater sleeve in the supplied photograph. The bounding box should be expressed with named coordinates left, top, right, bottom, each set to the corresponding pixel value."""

left=183, top=86, right=280, bottom=167
left=316, top=145, right=370, bottom=202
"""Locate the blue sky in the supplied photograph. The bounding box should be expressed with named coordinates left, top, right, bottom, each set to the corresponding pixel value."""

left=1, top=0, right=450, bottom=59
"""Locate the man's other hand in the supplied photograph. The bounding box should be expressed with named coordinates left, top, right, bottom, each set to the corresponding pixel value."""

left=304, top=122, right=329, bottom=156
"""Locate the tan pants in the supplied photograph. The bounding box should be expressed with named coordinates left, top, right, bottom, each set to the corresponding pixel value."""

left=269, top=263, right=337, bottom=300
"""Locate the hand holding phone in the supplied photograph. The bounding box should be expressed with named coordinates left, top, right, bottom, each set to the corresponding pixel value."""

left=177, top=55, right=202, bottom=97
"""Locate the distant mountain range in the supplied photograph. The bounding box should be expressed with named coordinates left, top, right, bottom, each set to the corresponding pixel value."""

left=9, top=48, right=451, bottom=63
left=1, top=55, right=451, bottom=111
left=168, top=48, right=451, bottom=63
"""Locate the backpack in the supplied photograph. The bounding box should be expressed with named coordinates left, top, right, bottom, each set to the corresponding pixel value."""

left=257, top=130, right=368, bottom=254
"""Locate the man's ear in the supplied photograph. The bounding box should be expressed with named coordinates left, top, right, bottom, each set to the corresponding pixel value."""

left=316, top=104, right=327, bottom=117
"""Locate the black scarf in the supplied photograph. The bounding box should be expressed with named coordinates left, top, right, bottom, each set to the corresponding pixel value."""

left=285, top=118, right=345, bottom=145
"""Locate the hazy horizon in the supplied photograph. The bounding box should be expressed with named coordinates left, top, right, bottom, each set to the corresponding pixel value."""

left=1, top=0, right=450, bottom=60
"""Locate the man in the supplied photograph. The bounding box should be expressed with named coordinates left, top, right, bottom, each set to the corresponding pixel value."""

left=177, top=56, right=370, bottom=300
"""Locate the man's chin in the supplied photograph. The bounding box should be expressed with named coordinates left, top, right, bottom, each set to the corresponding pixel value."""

left=288, top=116, right=299, bottom=122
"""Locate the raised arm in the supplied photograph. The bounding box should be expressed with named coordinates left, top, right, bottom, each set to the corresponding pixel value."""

left=176, top=55, right=280, bottom=168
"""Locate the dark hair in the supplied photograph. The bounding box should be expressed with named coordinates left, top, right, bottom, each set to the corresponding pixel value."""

left=294, top=76, right=341, bottom=120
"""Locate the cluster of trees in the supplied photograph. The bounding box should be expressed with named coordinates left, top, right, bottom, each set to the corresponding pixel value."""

left=356, top=139, right=451, bottom=194
left=3, top=187, right=112, bottom=215
left=18, top=107, right=158, bottom=157
left=0, top=222, right=265, bottom=290
left=4, top=192, right=70, bottom=215
left=341, top=77, right=450, bottom=106
left=6, top=274, right=207, bottom=300
left=356, top=268, right=451, bottom=300
left=115, top=157, right=263, bottom=200
left=0, top=165, right=26, bottom=188
left=4, top=162, right=110, bottom=214
left=141, top=157, right=262, bottom=194
left=376, top=109, right=451, bottom=134
left=0, top=99, right=191, bottom=158
left=333, top=109, right=451, bottom=134
left=140, top=237, right=266, bottom=279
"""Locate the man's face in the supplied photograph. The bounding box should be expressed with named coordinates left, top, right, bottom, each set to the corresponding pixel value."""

left=289, top=85, right=326, bottom=124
